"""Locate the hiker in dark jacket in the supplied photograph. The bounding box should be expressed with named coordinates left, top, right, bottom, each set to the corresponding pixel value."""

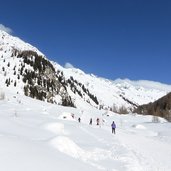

left=96, top=118, right=100, bottom=125
left=89, top=118, right=92, bottom=125
left=111, top=121, right=116, bottom=134
left=78, top=117, right=81, bottom=123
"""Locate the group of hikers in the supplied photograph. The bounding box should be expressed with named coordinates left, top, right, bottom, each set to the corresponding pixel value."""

left=77, top=117, right=116, bottom=134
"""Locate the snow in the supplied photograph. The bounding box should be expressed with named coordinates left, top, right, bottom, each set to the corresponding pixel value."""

left=0, top=30, right=43, bottom=56
left=1, top=29, right=171, bottom=171
left=0, top=89, right=171, bottom=171
left=58, top=64, right=171, bottom=109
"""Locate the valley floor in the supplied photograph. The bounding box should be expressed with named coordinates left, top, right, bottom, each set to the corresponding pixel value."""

left=0, top=95, right=171, bottom=171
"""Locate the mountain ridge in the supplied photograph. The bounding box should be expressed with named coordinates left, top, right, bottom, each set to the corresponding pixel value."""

left=135, top=92, right=171, bottom=121
left=1, top=30, right=171, bottom=113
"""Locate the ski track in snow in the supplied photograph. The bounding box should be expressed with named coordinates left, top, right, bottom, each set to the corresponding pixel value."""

left=80, top=125, right=146, bottom=171
left=43, top=120, right=146, bottom=171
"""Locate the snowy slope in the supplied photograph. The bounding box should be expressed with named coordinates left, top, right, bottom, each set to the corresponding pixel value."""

left=0, top=30, right=44, bottom=94
left=1, top=29, right=171, bottom=112
left=0, top=30, right=43, bottom=55
left=0, top=88, right=171, bottom=171
left=57, top=65, right=171, bottom=110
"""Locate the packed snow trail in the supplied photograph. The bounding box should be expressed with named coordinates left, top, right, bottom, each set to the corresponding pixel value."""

left=78, top=124, right=146, bottom=171
left=68, top=120, right=171, bottom=171
left=44, top=118, right=144, bottom=171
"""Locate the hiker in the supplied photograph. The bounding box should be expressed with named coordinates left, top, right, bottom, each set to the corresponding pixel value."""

left=111, top=121, right=116, bottom=134
left=89, top=118, right=92, bottom=125
left=96, top=118, right=100, bottom=125
left=78, top=117, right=81, bottom=123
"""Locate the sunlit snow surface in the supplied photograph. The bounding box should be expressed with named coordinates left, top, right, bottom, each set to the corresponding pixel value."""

left=0, top=89, right=171, bottom=171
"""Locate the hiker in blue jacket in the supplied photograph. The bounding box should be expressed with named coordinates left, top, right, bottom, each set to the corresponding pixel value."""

left=111, top=121, right=116, bottom=134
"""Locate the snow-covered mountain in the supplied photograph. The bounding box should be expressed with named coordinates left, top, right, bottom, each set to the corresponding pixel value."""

left=1, top=30, right=171, bottom=112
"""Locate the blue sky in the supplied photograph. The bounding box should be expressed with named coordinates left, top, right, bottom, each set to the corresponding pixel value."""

left=1, top=0, right=171, bottom=84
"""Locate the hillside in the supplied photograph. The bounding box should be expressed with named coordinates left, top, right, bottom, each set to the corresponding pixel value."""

left=1, top=30, right=171, bottom=113
left=135, top=92, right=171, bottom=121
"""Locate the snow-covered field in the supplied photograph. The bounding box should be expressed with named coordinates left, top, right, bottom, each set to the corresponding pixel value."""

left=0, top=89, right=171, bottom=171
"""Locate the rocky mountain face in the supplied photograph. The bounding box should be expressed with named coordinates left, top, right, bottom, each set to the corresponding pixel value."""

left=0, top=30, right=99, bottom=108
left=1, top=30, right=171, bottom=113
left=134, top=92, right=171, bottom=121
